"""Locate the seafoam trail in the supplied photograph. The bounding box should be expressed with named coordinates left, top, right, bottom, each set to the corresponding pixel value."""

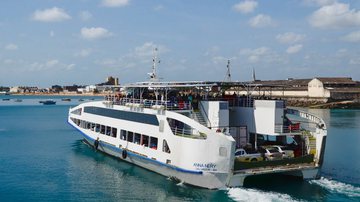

left=310, top=177, right=360, bottom=198
left=227, top=187, right=300, bottom=202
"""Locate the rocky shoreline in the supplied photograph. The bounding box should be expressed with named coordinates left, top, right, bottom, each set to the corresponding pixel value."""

left=287, top=100, right=360, bottom=109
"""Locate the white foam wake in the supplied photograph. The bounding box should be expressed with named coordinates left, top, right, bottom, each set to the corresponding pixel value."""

left=310, top=177, right=360, bottom=198
left=227, top=188, right=299, bottom=202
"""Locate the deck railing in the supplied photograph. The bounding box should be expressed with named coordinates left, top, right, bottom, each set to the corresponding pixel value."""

left=286, top=108, right=327, bottom=130
left=170, top=127, right=206, bottom=139
left=105, top=96, right=192, bottom=111
left=274, top=123, right=301, bottom=134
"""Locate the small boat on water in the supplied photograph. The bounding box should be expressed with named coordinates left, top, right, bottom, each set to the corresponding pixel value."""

left=2, top=98, right=10, bottom=101
left=78, top=99, right=84, bottom=102
left=0, top=91, right=10, bottom=95
left=39, top=100, right=56, bottom=105
left=14, top=99, right=22, bottom=102
left=62, top=98, right=71, bottom=101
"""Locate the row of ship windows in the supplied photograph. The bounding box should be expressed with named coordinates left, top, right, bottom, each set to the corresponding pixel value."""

left=72, top=118, right=118, bottom=137
left=71, top=118, right=170, bottom=153
left=120, top=130, right=158, bottom=150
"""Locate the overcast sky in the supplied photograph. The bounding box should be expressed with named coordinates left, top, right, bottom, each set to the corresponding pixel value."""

left=1, top=0, right=360, bottom=87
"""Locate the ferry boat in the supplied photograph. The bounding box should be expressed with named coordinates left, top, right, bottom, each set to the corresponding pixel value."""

left=67, top=53, right=327, bottom=189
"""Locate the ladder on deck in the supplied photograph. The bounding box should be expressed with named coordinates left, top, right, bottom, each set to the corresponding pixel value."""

left=304, top=132, right=317, bottom=156
left=192, top=111, right=208, bottom=127
left=308, top=136, right=317, bottom=155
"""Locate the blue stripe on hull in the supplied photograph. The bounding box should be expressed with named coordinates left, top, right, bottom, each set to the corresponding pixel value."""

left=67, top=120, right=203, bottom=175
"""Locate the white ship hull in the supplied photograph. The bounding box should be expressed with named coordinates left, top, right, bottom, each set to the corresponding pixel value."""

left=70, top=123, right=229, bottom=189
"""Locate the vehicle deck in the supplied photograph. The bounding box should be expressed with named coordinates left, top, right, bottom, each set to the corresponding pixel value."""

left=234, top=154, right=315, bottom=171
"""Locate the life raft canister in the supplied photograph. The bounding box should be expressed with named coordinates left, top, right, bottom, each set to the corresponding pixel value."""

left=122, top=149, right=128, bottom=159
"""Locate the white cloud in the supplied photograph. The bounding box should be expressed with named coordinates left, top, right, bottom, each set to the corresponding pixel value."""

left=67, top=64, right=76, bottom=70
left=79, top=11, right=92, bottom=21
left=74, top=49, right=92, bottom=57
left=29, top=59, right=73, bottom=71
left=276, top=32, right=305, bottom=44
left=133, top=42, right=169, bottom=57
left=240, top=47, right=270, bottom=62
left=336, top=48, right=348, bottom=57
left=233, top=0, right=258, bottom=14
left=309, top=3, right=360, bottom=29
left=350, top=58, right=360, bottom=65
left=303, top=0, right=337, bottom=6
left=249, top=14, right=275, bottom=28
left=32, top=7, right=71, bottom=22
left=204, top=46, right=220, bottom=56
left=95, top=42, right=169, bottom=71
left=154, top=5, right=164, bottom=11
left=5, top=43, right=18, bottom=50
left=240, top=47, right=288, bottom=65
left=3, top=59, right=15, bottom=64
left=211, top=56, right=229, bottom=65
left=286, top=44, right=303, bottom=54
left=341, top=30, right=360, bottom=42
left=46, top=59, right=59, bottom=67
left=80, top=27, right=113, bottom=40
left=101, top=0, right=130, bottom=7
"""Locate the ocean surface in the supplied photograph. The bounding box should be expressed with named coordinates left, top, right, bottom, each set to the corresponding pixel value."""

left=0, top=95, right=359, bottom=201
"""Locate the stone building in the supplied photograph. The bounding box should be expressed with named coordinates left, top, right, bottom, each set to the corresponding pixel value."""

left=227, top=77, right=360, bottom=104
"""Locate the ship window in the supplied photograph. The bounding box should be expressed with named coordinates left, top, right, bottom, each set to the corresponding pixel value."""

left=220, top=102, right=228, bottom=110
left=95, top=124, right=100, bottom=132
left=86, top=122, right=91, bottom=129
left=219, top=147, right=227, bottom=157
left=150, top=137, right=158, bottom=150
left=71, top=108, right=82, bottom=115
left=100, top=125, right=105, bottom=134
left=90, top=123, right=95, bottom=131
left=128, top=132, right=134, bottom=142
left=167, top=118, right=207, bottom=139
left=163, top=140, right=171, bottom=153
left=120, top=130, right=127, bottom=140
left=276, top=101, right=284, bottom=108
left=112, top=128, right=117, bottom=138
left=141, top=135, right=149, bottom=147
left=106, top=126, right=111, bottom=136
left=134, top=133, right=141, bottom=144
left=84, top=106, right=159, bottom=126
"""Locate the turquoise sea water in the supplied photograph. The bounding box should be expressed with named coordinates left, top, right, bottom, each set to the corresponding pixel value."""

left=0, top=96, right=359, bottom=201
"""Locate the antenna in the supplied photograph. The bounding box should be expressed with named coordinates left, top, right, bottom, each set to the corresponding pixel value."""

left=224, top=60, right=231, bottom=82
left=148, top=48, right=160, bottom=82
left=252, top=67, right=256, bottom=82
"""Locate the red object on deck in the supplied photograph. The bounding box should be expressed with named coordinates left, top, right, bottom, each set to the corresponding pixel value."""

left=178, top=101, right=184, bottom=109
left=289, top=123, right=300, bottom=131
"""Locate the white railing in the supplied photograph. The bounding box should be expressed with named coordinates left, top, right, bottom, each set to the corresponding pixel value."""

left=170, top=127, right=206, bottom=139
left=274, top=123, right=301, bottom=134
left=287, top=108, right=327, bottom=130
left=104, top=96, right=192, bottom=111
